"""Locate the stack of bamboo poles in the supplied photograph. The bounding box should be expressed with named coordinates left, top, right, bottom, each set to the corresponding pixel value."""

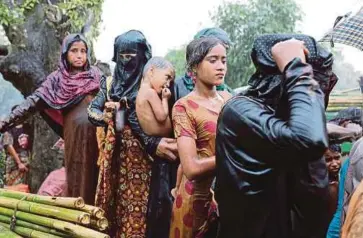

left=327, top=95, right=363, bottom=112
left=0, top=189, right=109, bottom=238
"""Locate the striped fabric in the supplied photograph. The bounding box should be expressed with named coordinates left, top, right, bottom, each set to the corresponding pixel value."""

left=320, top=7, right=363, bottom=51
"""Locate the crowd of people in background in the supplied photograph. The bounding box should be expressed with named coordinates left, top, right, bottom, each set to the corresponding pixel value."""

left=0, top=27, right=363, bottom=238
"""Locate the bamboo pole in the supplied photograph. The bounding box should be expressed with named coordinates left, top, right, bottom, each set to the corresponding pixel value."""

left=327, top=107, right=354, bottom=112
left=80, top=205, right=105, bottom=219
left=0, top=189, right=85, bottom=209
left=0, top=207, right=110, bottom=238
left=0, top=214, right=66, bottom=236
left=0, top=224, right=22, bottom=238
left=0, top=197, right=90, bottom=225
left=90, top=217, right=108, bottom=231
left=0, top=221, right=61, bottom=238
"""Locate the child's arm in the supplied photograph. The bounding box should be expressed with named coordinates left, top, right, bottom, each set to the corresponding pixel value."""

left=146, top=88, right=170, bottom=122
left=3, top=133, right=28, bottom=172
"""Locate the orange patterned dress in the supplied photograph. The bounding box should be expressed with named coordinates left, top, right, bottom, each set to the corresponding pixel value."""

left=169, top=92, right=229, bottom=238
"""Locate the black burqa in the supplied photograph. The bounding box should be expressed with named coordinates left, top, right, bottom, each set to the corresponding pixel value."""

left=215, top=34, right=337, bottom=238
left=109, top=30, right=152, bottom=101
left=109, top=30, right=174, bottom=238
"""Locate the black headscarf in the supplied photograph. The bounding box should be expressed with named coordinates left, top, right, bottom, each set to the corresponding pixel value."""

left=246, top=34, right=338, bottom=108
left=109, top=30, right=152, bottom=101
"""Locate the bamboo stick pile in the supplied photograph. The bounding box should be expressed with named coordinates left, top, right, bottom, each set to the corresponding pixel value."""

left=0, top=189, right=109, bottom=238
left=327, top=95, right=363, bottom=112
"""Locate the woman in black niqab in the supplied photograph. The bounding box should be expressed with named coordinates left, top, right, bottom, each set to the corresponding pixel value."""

left=88, top=30, right=153, bottom=238
left=109, top=30, right=152, bottom=102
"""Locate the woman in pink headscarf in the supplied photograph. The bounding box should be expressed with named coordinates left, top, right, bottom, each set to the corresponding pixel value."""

left=0, top=33, right=102, bottom=204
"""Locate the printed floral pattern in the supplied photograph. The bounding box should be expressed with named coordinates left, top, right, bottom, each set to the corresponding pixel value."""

left=169, top=93, right=228, bottom=238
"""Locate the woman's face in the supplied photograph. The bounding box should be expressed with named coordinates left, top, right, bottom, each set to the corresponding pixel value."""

left=195, top=44, right=227, bottom=87
left=119, top=53, right=137, bottom=71
left=66, top=41, right=87, bottom=70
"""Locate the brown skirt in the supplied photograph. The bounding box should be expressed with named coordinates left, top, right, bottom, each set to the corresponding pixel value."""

left=63, top=95, right=99, bottom=205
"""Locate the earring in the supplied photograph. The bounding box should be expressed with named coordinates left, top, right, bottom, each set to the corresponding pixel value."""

left=192, top=70, right=197, bottom=83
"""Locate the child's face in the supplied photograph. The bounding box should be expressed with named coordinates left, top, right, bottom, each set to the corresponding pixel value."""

left=18, top=135, right=29, bottom=149
left=150, top=67, right=174, bottom=94
left=325, top=149, right=342, bottom=176
left=67, top=41, right=87, bottom=70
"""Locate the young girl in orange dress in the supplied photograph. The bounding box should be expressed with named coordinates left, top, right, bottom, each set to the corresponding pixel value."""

left=169, top=36, right=231, bottom=238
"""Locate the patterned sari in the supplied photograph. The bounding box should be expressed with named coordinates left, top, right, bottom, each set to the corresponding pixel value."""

left=169, top=92, right=229, bottom=238
left=95, top=110, right=152, bottom=238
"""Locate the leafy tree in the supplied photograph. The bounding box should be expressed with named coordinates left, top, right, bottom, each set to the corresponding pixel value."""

left=0, top=0, right=103, bottom=191
left=211, top=0, right=303, bottom=88
left=165, top=46, right=186, bottom=77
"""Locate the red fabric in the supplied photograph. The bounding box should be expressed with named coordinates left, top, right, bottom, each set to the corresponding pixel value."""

left=5, top=184, right=29, bottom=193
left=44, top=109, right=64, bottom=126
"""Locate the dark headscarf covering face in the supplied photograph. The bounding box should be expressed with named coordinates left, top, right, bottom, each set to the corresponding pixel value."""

left=246, top=34, right=338, bottom=108
left=109, top=30, right=152, bottom=101
left=34, top=33, right=100, bottom=109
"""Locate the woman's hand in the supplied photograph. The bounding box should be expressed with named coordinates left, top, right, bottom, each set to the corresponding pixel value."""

left=105, top=101, right=120, bottom=111
left=156, top=138, right=178, bottom=161
left=271, top=38, right=309, bottom=72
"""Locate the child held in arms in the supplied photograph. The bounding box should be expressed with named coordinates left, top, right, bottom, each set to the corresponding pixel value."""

left=136, top=57, right=175, bottom=137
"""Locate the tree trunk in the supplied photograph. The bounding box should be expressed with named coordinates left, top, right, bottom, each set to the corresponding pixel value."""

left=0, top=1, right=71, bottom=192
left=29, top=114, right=64, bottom=192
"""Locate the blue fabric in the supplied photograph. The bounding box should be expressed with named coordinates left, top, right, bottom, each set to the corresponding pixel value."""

left=326, top=158, right=350, bottom=238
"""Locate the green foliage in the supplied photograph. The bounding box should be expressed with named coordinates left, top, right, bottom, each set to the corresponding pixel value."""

left=0, top=0, right=103, bottom=40
left=211, top=0, right=303, bottom=88
left=0, top=147, right=4, bottom=188
left=58, top=0, right=104, bottom=39
left=165, top=46, right=186, bottom=77
left=0, top=0, right=39, bottom=26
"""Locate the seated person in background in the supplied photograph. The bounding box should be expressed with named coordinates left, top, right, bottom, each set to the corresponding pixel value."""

left=3, top=123, right=30, bottom=187
left=327, top=107, right=362, bottom=144
left=327, top=122, right=362, bottom=144
left=325, top=144, right=342, bottom=220
left=136, top=57, right=175, bottom=137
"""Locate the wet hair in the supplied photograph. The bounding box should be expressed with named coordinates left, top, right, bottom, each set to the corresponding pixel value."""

left=142, top=56, right=175, bottom=77
left=194, top=27, right=232, bottom=47
left=329, top=144, right=342, bottom=153
left=186, top=37, right=225, bottom=72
